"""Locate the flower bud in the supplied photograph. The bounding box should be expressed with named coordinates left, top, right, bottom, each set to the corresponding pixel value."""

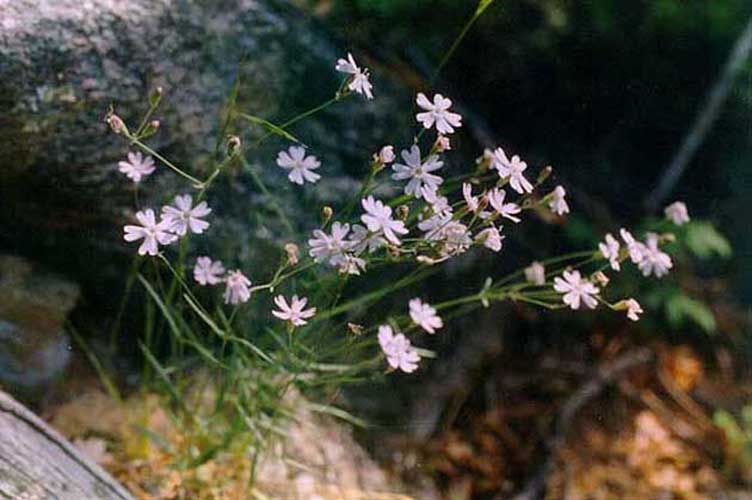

left=226, top=134, right=242, bottom=155
left=321, top=206, right=333, bottom=224
left=347, top=322, right=364, bottom=336
left=396, top=204, right=409, bottom=221
left=660, top=233, right=676, bottom=244
left=140, top=119, right=160, bottom=138
left=149, top=86, right=163, bottom=107
left=537, top=165, right=553, bottom=185
left=105, top=112, right=127, bottom=135
left=284, top=243, right=299, bottom=266
left=593, top=271, right=610, bottom=287
left=378, top=145, right=395, bottom=164
left=434, top=135, right=451, bottom=152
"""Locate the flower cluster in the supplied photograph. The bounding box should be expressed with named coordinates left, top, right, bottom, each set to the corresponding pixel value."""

left=113, top=51, right=689, bottom=378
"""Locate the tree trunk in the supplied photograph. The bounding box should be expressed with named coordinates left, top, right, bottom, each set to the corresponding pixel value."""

left=0, top=390, right=132, bottom=499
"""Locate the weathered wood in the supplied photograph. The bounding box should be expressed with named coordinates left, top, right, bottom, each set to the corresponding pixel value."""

left=0, top=390, right=132, bottom=499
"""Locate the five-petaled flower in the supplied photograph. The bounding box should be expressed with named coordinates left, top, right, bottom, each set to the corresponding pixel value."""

left=123, top=209, right=176, bottom=256
left=272, top=295, right=317, bottom=327
left=335, top=53, right=373, bottom=99
left=308, top=221, right=352, bottom=266
left=664, top=201, right=690, bottom=226
left=492, top=148, right=533, bottom=194
left=378, top=325, right=421, bottom=373
left=409, top=298, right=443, bottom=334
left=637, top=233, right=673, bottom=278
left=361, top=196, right=408, bottom=245
left=598, top=233, right=621, bottom=271
left=118, top=151, right=155, bottom=183
left=487, top=188, right=522, bottom=223
left=276, top=146, right=322, bottom=185
left=553, top=270, right=600, bottom=310
left=161, top=194, right=211, bottom=236
left=193, top=256, right=225, bottom=286
left=224, top=270, right=252, bottom=305
left=391, top=145, right=444, bottom=199
left=415, top=93, right=463, bottom=135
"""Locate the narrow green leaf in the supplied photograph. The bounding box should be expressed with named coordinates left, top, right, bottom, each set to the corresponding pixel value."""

left=238, top=113, right=301, bottom=143
left=476, top=0, right=496, bottom=16
left=139, top=341, right=185, bottom=410
left=138, top=274, right=182, bottom=340
left=307, top=402, right=369, bottom=428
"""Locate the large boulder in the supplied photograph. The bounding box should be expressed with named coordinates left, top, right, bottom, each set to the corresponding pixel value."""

left=0, top=0, right=413, bottom=304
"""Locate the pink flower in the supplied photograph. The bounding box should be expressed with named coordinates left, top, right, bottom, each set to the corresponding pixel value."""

left=487, top=188, right=521, bottom=223
left=272, top=295, right=316, bottom=327
left=553, top=270, right=599, bottom=310
left=491, top=148, right=533, bottom=194
left=416, top=93, right=463, bottom=135
left=475, top=226, right=504, bottom=252
left=123, top=209, right=176, bottom=256
left=335, top=53, right=373, bottom=99
left=637, top=233, right=673, bottom=278
left=378, top=325, right=421, bottom=373
left=598, top=233, right=621, bottom=271
left=193, top=257, right=225, bottom=286
left=525, top=261, right=546, bottom=285
left=391, top=145, right=444, bottom=199
left=118, top=151, right=155, bottom=183
left=361, top=196, right=408, bottom=245
left=548, top=185, right=569, bottom=215
left=224, top=270, right=251, bottom=305
left=161, top=194, right=211, bottom=236
left=664, top=201, right=690, bottom=226
left=409, top=298, right=443, bottom=334
left=378, top=145, right=395, bottom=164
left=276, top=146, right=321, bottom=185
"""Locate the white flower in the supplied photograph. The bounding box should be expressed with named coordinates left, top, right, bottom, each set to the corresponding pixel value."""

left=409, top=298, right=443, bottom=334
left=553, top=270, right=600, bottom=310
left=415, top=92, right=463, bottom=135
left=487, top=188, right=521, bottom=223
left=475, top=226, right=504, bottom=252
left=664, top=201, right=690, bottom=226
left=276, top=146, right=321, bottom=185
left=193, top=256, right=225, bottom=286
left=391, top=145, right=444, bottom=199
left=620, top=228, right=646, bottom=264
left=118, top=151, right=155, bottom=183
left=335, top=53, right=373, bottom=99
left=524, top=261, right=546, bottom=285
left=637, top=233, right=673, bottom=278
left=462, top=183, right=491, bottom=219
left=378, top=145, right=395, bottom=164
left=308, top=222, right=352, bottom=265
left=548, top=185, right=569, bottom=215
left=491, top=148, right=533, bottom=194
left=123, top=209, right=177, bottom=256
left=378, top=325, right=421, bottom=373
left=161, top=194, right=211, bottom=236
left=272, top=295, right=316, bottom=327
left=623, top=298, right=644, bottom=321
left=598, top=233, right=621, bottom=271
left=224, top=270, right=251, bottom=305
left=361, top=196, right=408, bottom=245
left=349, top=224, right=386, bottom=255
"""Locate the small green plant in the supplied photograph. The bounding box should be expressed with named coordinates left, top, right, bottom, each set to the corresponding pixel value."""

left=715, top=405, right=752, bottom=481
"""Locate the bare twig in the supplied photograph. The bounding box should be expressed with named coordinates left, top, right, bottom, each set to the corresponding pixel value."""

left=512, top=348, right=654, bottom=500
left=644, top=15, right=752, bottom=211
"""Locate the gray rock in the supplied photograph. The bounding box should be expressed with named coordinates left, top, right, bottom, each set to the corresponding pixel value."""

left=0, top=255, right=79, bottom=389
left=0, top=0, right=412, bottom=297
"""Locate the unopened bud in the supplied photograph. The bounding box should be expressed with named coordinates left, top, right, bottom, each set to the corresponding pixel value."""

left=537, top=165, right=553, bottom=185
left=593, top=271, right=610, bottom=287
left=284, top=243, right=299, bottom=266
left=149, top=86, right=163, bottom=107
left=347, top=322, right=364, bottom=336
left=396, top=205, right=409, bottom=221
left=106, top=112, right=127, bottom=135
left=434, top=135, right=451, bottom=152
left=378, top=145, right=395, bottom=164
left=387, top=246, right=401, bottom=259
left=226, top=134, right=242, bottom=155
left=321, top=206, right=333, bottom=224
left=475, top=148, right=494, bottom=171
left=660, top=233, right=676, bottom=244
left=141, top=119, right=160, bottom=138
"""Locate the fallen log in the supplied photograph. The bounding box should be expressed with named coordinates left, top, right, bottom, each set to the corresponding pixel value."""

left=0, top=390, right=132, bottom=499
